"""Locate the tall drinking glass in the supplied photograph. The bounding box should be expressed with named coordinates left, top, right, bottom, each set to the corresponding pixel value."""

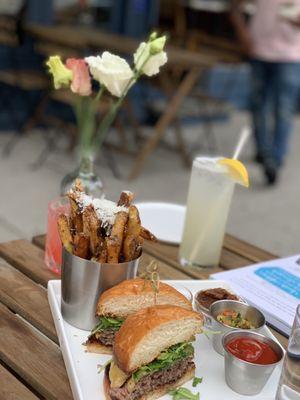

left=179, top=157, right=235, bottom=268
left=45, top=197, right=69, bottom=275
left=276, top=305, right=300, bottom=400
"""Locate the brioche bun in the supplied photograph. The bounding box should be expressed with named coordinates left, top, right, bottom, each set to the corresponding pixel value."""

left=97, top=278, right=192, bottom=317
left=85, top=341, right=112, bottom=355
left=104, top=364, right=195, bottom=400
left=114, top=305, right=203, bottom=373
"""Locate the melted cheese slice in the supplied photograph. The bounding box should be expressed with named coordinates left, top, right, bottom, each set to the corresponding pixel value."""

left=109, top=361, right=129, bottom=388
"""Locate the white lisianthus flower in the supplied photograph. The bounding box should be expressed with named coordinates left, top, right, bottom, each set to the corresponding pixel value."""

left=134, top=36, right=167, bottom=77
left=85, top=52, right=134, bottom=97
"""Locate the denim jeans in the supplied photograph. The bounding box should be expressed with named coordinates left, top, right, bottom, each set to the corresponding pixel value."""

left=250, top=59, right=300, bottom=166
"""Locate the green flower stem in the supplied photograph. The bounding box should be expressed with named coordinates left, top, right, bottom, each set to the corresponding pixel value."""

left=74, top=85, right=105, bottom=157
left=76, top=97, right=96, bottom=157
left=94, top=85, right=105, bottom=104
left=93, top=53, right=152, bottom=149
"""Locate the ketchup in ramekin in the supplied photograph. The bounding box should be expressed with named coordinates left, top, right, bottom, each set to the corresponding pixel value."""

left=226, top=337, right=280, bottom=365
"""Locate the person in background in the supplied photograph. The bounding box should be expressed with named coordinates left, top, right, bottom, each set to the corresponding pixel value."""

left=230, top=0, right=300, bottom=185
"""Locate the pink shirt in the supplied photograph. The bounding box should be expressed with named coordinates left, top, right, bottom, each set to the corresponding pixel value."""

left=249, top=0, right=300, bottom=61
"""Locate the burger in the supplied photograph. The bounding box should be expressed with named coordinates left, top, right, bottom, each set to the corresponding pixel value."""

left=104, top=305, right=203, bottom=400
left=85, top=278, right=192, bottom=354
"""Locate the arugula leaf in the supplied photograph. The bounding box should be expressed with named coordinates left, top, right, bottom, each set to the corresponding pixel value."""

left=132, top=342, right=194, bottom=382
left=91, top=316, right=124, bottom=335
left=169, top=387, right=200, bottom=399
left=192, top=377, right=203, bottom=387
left=97, top=358, right=112, bottom=374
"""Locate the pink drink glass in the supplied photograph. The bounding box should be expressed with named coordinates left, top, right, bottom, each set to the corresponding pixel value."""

left=45, top=197, right=69, bottom=275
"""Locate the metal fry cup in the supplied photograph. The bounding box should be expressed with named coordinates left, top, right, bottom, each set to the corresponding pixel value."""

left=222, top=330, right=284, bottom=396
left=61, top=248, right=140, bottom=330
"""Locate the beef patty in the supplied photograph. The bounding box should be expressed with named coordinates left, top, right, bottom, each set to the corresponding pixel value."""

left=88, top=328, right=116, bottom=347
left=109, top=356, right=194, bottom=400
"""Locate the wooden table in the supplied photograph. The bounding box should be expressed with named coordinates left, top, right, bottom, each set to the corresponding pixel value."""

left=24, top=23, right=242, bottom=180
left=0, top=234, right=287, bottom=399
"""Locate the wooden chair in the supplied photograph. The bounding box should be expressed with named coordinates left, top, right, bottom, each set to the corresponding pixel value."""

left=145, top=75, right=232, bottom=167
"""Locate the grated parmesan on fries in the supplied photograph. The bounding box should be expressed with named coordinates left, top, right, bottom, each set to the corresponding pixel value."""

left=57, top=180, right=156, bottom=263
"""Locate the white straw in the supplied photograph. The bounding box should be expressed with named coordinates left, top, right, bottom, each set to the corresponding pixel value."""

left=233, top=127, right=251, bottom=160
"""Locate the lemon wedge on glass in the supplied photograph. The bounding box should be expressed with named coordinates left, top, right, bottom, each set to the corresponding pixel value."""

left=218, top=158, right=249, bottom=187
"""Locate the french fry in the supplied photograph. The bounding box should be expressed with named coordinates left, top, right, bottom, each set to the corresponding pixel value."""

left=74, top=179, right=84, bottom=192
left=123, top=205, right=141, bottom=261
left=117, top=191, right=134, bottom=207
left=106, top=211, right=128, bottom=263
left=96, top=240, right=108, bottom=263
left=68, top=193, right=83, bottom=234
left=57, top=214, right=73, bottom=253
left=73, top=233, right=90, bottom=259
left=133, top=236, right=144, bottom=259
left=140, top=226, right=157, bottom=242
left=58, top=181, right=157, bottom=263
left=82, top=207, right=91, bottom=236
left=106, top=237, right=119, bottom=263
left=82, top=205, right=102, bottom=256
left=88, top=207, right=102, bottom=256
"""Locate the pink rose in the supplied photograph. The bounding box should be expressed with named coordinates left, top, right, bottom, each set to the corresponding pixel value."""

left=66, top=58, right=92, bottom=96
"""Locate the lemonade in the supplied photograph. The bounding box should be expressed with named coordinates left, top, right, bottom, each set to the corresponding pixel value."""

left=179, top=157, right=248, bottom=268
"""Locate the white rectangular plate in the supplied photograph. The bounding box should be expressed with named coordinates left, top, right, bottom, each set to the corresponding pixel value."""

left=48, top=279, right=281, bottom=400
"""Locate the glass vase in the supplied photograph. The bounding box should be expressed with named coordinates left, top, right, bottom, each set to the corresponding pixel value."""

left=60, top=153, right=104, bottom=198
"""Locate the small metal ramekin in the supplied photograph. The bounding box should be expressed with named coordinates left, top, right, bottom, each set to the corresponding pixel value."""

left=208, top=300, right=266, bottom=355
left=193, top=289, right=246, bottom=323
left=222, top=330, right=284, bottom=396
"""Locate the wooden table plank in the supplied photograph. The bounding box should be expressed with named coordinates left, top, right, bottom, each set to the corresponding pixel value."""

left=0, top=364, right=39, bottom=400
left=139, top=252, right=190, bottom=279
left=32, top=234, right=46, bottom=249
left=0, top=259, right=58, bottom=344
left=0, top=240, right=55, bottom=287
left=0, top=303, right=73, bottom=400
left=270, top=328, right=288, bottom=350
left=143, top=241, right=253, bottom=278
left=224, top=234, right=276, bottom=262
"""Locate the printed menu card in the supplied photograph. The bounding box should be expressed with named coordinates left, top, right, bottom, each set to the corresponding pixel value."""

left=211, top=255, right=300, bottom=336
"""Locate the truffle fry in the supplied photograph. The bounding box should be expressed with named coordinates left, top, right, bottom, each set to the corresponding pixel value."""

left=140, top=226, right=157, bottom=242
left=68, top=194, right=83, bottom=234
left=74, top=179, right=84, bottom=192
left=82, top=205, right=102, bottom=256
left=57, top=214, right=73, bottom=253
left=106, top=211, right=128, bottom=263
left=96, top=240, right=108, bottom=263
left=73, top=233, right=90, bottom=259
left=117, top=191, right=134, bottom=207
left=82, top=207, right=91, bottom=236
left=123, top=205, right=141, bottom=261
left=133, top=236, right=144, bottom=259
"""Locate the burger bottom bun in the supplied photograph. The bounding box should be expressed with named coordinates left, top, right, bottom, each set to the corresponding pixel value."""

left=85, top=341, right=113, bottom=355
left=104, top=364, right=195, bottom=400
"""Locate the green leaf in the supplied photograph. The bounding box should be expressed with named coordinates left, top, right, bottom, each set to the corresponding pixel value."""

left=97, top=358, right=112, bottom=374
left=192, top=377, right=203, bottom=387
left=91, top=316, right=124, bottom=335
left=169, top=387, right=200, bottom=399
left=132, top=342, right=194, bottom=382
